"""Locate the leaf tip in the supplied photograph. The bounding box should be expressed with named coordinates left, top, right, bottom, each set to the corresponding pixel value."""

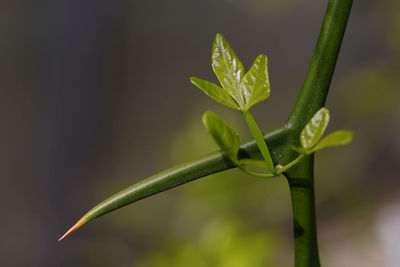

left=257, top=53, right=268, bottom=61
left=202, top=111, right=214, bottom=124
left=189, top=76, right=197, bottom=85
left=58, top=218, right=86, bottom=242
left=213, top=33, right=227, bottom=48
left=215, top=33, right=224, bottom=39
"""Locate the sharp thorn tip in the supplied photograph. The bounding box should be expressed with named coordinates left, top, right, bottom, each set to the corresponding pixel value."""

left=58, top=219, right=85, bottom=242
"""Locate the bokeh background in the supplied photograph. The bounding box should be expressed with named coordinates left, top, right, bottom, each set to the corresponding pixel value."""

left=1, top=0, right=400, bottom=266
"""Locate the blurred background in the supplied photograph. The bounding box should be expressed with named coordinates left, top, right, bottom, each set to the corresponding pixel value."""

left=1, top=0, right=400, bottom=266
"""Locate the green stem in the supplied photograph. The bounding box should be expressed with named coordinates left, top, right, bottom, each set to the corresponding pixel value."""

left=59, top=127, right=291, bottom=241
left=277, top=154, right=304, bottom=175
left=242, top=110, right=276, bottom=174
left=287, top=0, right=353, bottom=129
left=238, top=154, right=305, bottom=179
left=285, top=156, right=320, bottom=267
left=284, top=0, right=353, bottom=265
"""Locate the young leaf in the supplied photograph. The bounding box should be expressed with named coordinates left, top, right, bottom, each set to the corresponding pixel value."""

left=190, top=77, right=240, bottom=110
left=202, top=111, right=240, bottom=162
left=310, top=130, right=353, bottom=153
left=211, top=33, right=245, bottom=107
left=241, top=54, right=271, bottom=110
left=300, top=108, right=330, bottom=149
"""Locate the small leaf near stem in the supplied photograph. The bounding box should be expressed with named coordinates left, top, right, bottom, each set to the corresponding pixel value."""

left=202, top=111, right=241, bottom=162
left=300, top=108, right=330, bottom=149
left=310, top=130, right=353, bottom=153
left=294, top=108, right=353, bottom=154
left=242, top=110, right=276, bottom=175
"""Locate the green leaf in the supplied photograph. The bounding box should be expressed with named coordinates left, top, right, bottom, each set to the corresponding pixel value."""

left=241, top=54, right=271, bottom=109
left=190, top=77, right=240, bottom=110
left=202, top=111, right=240, bottom=162
left=300, top=108, right=330, bottom=149
left=212, top=33, right=245, bottom=108
left=310, top=130, right=353, bottom=153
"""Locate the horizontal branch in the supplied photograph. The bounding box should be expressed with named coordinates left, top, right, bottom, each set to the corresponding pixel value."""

left=59, top=127, right=290, bottom=240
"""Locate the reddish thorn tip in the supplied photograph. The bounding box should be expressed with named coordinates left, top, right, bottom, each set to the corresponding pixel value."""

left=58, top=219, right=85, bottom=242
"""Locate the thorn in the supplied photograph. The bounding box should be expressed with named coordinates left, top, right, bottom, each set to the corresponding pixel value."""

left=58, top=218, right=85, bottom=242
left=283, top=123, right=288, bottom=129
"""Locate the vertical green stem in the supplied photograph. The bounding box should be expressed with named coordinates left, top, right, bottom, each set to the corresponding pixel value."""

left=284, top=0, right=353, bottom=265
left=242, top=110, right=276, bottom=174
left=286, top=156, right=320, bottom=267
left=287, top=0, right=353, bottom=129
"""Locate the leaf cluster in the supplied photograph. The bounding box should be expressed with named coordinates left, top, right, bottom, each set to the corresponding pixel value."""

left=191, top=34, right=270, bottom=112
left=192, top=34, right=353, bottom=177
